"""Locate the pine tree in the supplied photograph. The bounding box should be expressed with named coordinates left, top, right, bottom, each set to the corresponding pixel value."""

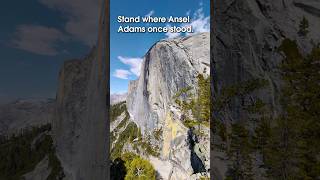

left=262, top=39, right=320, bottom=179
left=227, top=123, right=254, bottom=180
left=298, top=16, right=309, bottom=37
left=125, top=157, right=156, bottom=180
left=196, top=74, right=211, bottom=124
left=253, top=118, right=271, bottom=162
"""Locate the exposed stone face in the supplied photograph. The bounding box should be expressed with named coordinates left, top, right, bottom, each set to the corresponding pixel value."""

left=127, top=33, right=210, bottom=133
left=212, top=0, right=320, bottom=178
left=53, top=45, right=108, bottom=180
left=0, top=99, right=54, bottom=136
left=126, top=33, right=210, bottom=179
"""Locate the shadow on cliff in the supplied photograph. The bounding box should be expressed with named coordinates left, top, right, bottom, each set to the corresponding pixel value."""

left=188, top=128, right=206, bottom=174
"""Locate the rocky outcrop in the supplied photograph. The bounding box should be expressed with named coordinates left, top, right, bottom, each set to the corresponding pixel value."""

left=126, top=33, right=210, bottom=179
left=0, top=99, right=54, bottom=136
left=212, top=0, right=320, bottom=178
left=54, top=44, right=108, bottom=180
left=127, top=33, right=210, bottom=133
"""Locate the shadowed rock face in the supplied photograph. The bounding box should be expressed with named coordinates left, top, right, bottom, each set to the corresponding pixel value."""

left=212, top=0, right=320, bottom=178
left=53, top=1, right=108, bottom=178
left=54, top=46, right=108, bottom=179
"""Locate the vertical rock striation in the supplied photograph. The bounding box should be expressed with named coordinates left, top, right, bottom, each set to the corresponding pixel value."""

left=53, top=45, right=107, bottom=180
left=212, top=0, right=320, bottom=178
left=53, top=1, right=108, bottom=179
left=126, top=33, right=210, bottom=179
left=127, top=33, right=210, bottom=133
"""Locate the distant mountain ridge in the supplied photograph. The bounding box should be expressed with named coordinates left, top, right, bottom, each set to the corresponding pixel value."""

left=110, top=93, right=127, bottom=105
left=0, top=98, right=55, bottom=136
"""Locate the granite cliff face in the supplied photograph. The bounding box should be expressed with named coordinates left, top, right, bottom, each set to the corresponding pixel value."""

left=0, top=1, right=108, bottom=179
left=54, top=44, right=108, bottom=180
left=212, top=0, right=320, bottom=179
left=52, top=1, right=108, bottom=179
left=213, top=0, right=320, bottom=119
left=124, top=33, right=210, bottom=179
left=127, top=33, right=210, bottom=133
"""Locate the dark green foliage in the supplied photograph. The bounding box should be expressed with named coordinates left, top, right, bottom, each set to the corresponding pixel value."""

left=111, top=101, right=127, bottom=122
left=116, top=112, right=129, bottom=130
left=173, top=87, right=192, bottom=100
left=137, top=134, right=160, bottom=157
left=226, top=124, right=254, bottom=180
left=111, top=152, right=156, bottom=180
left=216, top=120, right=227, bottom=143
left=212, top=77, right=269, bottom=178
left=110, top=132, right=116, bottom=145
left=111, top=122, right=140, bottom=160
left=214, top=38, right=320, bottom=179
left=111, top=122, right=159, bottom=159
left=110, top=102, right=159, bottom=160
left=110, top=101, right=130, bottom=144
left=244, top=99, right=266, bottom=114
left=125, top=156, right=156, bottom=180
left=0, top=124, right=64, bottom=180
left=174, top=74, right=211, bottom=128
left=121, top=152, right=139, bottom=168
left=262, top=39, right=320, bottom=179
left=193, top=74, right=211, bottom=124
left=215, top=78, right=268, bottom=112
left=298, top=16, right=309, bottom=37
left=252, top=118, right=271, bottom=161
left=152, top=128, right=162, bottom=141
left=183, top=119, right=202, bottom=129
left=47, top=146, right=65, bottom=180
left=213, top=78, right=268, bottom=139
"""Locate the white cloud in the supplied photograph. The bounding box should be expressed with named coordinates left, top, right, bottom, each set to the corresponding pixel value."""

left=145, top=10, right=155, bottom=17
left=10, top=25, right=67, bottom=56
left=165, top=4, right=210, bottom=39
left=38, top=0, right=100, bottom=46
left=184, top=5, right=210, bottom=35
left=117, top=56, right=143, bottom=76
left=113, top=69, right=132, bottom=79
left=165, top=24, right=181, bottom=39
left=10, top=0, right=100, bottom=55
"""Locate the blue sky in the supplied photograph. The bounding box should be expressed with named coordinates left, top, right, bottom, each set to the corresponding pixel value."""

left=0, top=0, right=209, bottom=103
left=110, top=0, right=210, bottom=94
left=0, top=0, right=100, bottom=103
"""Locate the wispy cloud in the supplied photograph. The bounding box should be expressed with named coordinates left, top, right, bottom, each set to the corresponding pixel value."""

left=145, top=10, right=155, bottom=17
left=117, top=56, right=143, bottom=76
left=9, top=0, right=100, bottom=55
left=165, top=24, right=181, bottom=39
left=184, top=4, right=210, bottom=35
left=38, top=0, right=100, bottom=46
left=10, top=25, right=67, bottom=56
left=113, top=69, right=132, bottom=79
left=165, top=3, right=210, bottom=39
